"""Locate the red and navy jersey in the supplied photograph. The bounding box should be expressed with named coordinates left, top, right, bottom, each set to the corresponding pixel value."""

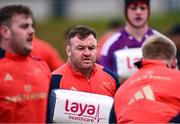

left=0, top=49, right=51, bottom=123
left=114, top=59, right=180, bottom=123
left=51, top=62, right=120, bottom=97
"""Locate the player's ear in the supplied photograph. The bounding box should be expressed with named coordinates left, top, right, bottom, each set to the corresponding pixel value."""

left=0, top=25, right=10, bottom=39
left=170, top=58, right=177, bottom=69
left=66, top=45, right=71, bottom=57
left=166, top=58, right=177, bottom=69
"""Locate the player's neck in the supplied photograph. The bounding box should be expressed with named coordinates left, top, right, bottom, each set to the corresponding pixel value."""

left=125, top=24, right=148, bottom=42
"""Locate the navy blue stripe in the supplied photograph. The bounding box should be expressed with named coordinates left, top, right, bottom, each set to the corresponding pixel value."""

left=0, top=48, right=5, bottom=59
left=113, top=53, right=118, bottom=75
left=108, top=103, right=117, bottom=123
left=46, top=74, right=62, bottom=123
left=47, top=90, right=57, bottom=123
left=169, top=113, right=180, bottom=123
left=103, top=67, right=120, bottom=90
left=50, top=74, right=62, bottom=89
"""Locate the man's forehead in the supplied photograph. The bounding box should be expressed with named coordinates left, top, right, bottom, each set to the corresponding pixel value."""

left=71, top=34, right=96, bottom=42
left=12, top=14, right=32, bottom=21
left=11, top=14, right=33, bottom=24
left=70, top=37, right=97, bottom=46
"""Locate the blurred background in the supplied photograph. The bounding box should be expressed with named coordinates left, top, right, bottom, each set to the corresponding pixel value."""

left=1, top=0, right=180, bottom=60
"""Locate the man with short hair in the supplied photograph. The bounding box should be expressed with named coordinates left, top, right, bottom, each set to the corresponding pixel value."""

left=100, top=0, right=163, bottom=82
left=0, top=5, right=51, bottom=123
left=50, top=25, right=120, bottom=97
left=114, top=35, right=180, bottom=123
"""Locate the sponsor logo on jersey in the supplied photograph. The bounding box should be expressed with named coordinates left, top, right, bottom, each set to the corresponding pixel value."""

left=4, top=73, right=13, bottom=81
left=128, top=85, right=155, bottom=105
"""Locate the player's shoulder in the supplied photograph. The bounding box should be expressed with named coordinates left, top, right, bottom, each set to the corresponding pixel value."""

left=52, top=63, right=67, bottom=75
left=96, top=63, right=120, bottom=87
left=101, top=31, right=122, bottom=56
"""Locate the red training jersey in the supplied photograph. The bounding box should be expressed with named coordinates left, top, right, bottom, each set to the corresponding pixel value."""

left=114, top=59, right=180, bottom=123
left=51, top=62, right=120, bottom=97
left=0, top=51, right=51, bottom=123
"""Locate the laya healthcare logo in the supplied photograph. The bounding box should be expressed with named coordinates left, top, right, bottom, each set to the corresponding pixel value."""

left=64, top=99, right=105, bottom=123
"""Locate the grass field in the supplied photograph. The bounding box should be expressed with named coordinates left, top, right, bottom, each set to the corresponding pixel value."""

left=35, top=12, right=180, bottom=61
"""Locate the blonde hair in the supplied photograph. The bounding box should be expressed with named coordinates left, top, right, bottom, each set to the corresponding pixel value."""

left=142, top=35, right=177, bottom=60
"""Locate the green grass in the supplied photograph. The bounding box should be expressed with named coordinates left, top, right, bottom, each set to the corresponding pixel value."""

left=35, top=12, right=180, bottom=60
left=149, top=12, right=180, bottom=32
